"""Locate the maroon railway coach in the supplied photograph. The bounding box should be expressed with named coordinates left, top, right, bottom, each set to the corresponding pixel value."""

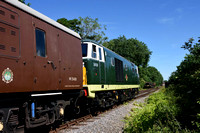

left=0, top=0, right=83, bottom=132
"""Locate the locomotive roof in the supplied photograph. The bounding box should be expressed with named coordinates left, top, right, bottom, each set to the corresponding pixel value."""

left=82, top=40, right=137, bottom=67
left=82, top=39, right=102, bottom=46
left=4, top=0, right=81, bottom=39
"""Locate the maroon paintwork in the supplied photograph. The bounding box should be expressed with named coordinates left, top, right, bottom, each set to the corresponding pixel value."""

left=0, top=1, right=82, bottom=93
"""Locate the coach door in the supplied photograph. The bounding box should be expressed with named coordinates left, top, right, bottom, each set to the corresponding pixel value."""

left=98, top=47, right=105, bottom=84
left=32, top=19, right=59, bottom=91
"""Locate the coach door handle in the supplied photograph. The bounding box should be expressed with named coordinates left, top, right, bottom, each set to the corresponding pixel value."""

left=47, top=60, right=56, bottom=70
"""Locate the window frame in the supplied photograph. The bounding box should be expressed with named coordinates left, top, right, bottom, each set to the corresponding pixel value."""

left=99, top=47, right=102, bottom=60
left=35, top=28, right=46, bottom=57
left=81, top=43, right=88, bottom=57
left=111, top=57, right=115, bottom=66
left=92, top=44, right=97, bottom=59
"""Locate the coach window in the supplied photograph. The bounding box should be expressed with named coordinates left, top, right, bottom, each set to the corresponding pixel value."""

left=92, top=45, right=97, bottom=58
left=35, top=28, right=46, bottom=57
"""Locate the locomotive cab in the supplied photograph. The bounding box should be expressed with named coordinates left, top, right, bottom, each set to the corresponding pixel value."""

left=81, top=40, right=106, bottom=86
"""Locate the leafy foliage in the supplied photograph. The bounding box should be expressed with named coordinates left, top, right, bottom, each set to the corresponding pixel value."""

left=57, top=18, right=81, bottom=33
left=79, top=17, right=108, bottom=44
left=103, top=36, right=163, bottom=88
left=139, top=66, right=163, bottom=88
left=57, top=16, right=108, bottom=44
left=18, top=0, right=31, bottom=6
left=168, top=37, right=200, bottom=129
left=124, top=88, right=181, bottom=133
left=103, top=35, right=152, bottom=68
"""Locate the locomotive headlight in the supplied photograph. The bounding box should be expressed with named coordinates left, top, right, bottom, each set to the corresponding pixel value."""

left=0, top=122, right=3, bottom=131
left=59, top=108, right=64, bottom=116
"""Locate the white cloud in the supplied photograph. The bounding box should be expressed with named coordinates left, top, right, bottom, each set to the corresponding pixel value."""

left=157, top=17, right=174, bottom=24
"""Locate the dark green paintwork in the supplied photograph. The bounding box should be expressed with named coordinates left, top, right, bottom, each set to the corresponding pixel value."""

left=82, top=41, right=140, bottom=85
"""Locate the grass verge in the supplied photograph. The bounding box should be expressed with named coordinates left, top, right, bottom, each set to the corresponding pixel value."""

left=123, top=88, right=193, bottom=133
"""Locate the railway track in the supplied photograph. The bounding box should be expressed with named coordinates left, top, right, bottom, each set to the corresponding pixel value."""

left=49, top=88, right=159, bottom=133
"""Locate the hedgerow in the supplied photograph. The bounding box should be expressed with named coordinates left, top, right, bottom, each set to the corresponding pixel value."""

left=168, top=37, right=200, bottom=130
left=124, top=88, right=182, bottom=133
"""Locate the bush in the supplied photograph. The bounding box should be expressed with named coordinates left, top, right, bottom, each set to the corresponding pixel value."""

left=124, top=88, right=180, bottom=133
left=140, top=78, right=146, bottom=89
left=168, top=37, right=200, bottom=129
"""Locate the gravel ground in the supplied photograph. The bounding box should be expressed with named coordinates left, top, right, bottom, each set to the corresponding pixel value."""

left=60, top=92, right=156, bottom=133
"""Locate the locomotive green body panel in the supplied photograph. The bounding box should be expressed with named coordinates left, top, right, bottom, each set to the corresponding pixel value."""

left=82, top=40, right=140, bottom=98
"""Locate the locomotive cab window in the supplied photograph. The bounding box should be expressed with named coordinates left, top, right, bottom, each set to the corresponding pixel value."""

left=35, top=28, right=46, bottom=57
left=99, top=48, right=102, bottom=60
left=111, top=58, right=115, bottom=66
left=82, top=43, right=88, bottom=57
left=92, top=45, right=97, bottom=58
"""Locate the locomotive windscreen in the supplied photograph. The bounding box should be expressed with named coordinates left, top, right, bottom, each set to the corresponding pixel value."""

left=81, top=43, right=88, bottom=57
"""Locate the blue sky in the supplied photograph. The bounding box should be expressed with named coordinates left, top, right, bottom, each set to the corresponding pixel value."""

left=27, top=0, right=200, bottom=80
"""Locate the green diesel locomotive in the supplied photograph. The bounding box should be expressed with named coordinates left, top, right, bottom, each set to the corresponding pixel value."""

left=82, top=40, right=140, bottom=107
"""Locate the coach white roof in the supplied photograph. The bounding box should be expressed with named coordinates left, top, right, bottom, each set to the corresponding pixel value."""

left=5, top=0, right=81, bottom=39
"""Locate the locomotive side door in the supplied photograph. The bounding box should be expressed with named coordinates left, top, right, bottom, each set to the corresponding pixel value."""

left=32, top=18, right=59, bottom=91
left=98, top=47, right=105, bottom=84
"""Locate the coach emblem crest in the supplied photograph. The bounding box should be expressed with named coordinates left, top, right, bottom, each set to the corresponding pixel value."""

left=2, top=68, right=13, bottom=83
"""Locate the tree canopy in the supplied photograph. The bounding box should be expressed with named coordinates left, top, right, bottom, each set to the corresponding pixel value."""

left=168, top=37, right=200, bottom=129
left=139, top=66, right=163, bottom=87
left=57, top=18, right=80, bottom=33
left=103, top=35, right=152, bottom=67
left=57, top=17, right=108, bottom=44
left=103, top=35, right=163, bottom=87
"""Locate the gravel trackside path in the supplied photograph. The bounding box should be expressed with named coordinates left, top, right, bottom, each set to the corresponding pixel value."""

left=60, top=91, right=155, bottom=133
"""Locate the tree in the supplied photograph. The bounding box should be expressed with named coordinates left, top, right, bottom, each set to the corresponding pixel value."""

left=57, top=16, right=108, bottom=44
left=57, top=18, right=81, bottom=33
left=103, top=36, right=161, bottom=88
left=18, top=0, right=31, bottom=6
left=103, top=35, right=152, bottom=67
left=139, top=66, right=163, bottom=87
left=147, top=66, right=163, bottom=85
left=168, top=37, right=200, bottom=129
left=79, top=17, right=108, bottom=44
